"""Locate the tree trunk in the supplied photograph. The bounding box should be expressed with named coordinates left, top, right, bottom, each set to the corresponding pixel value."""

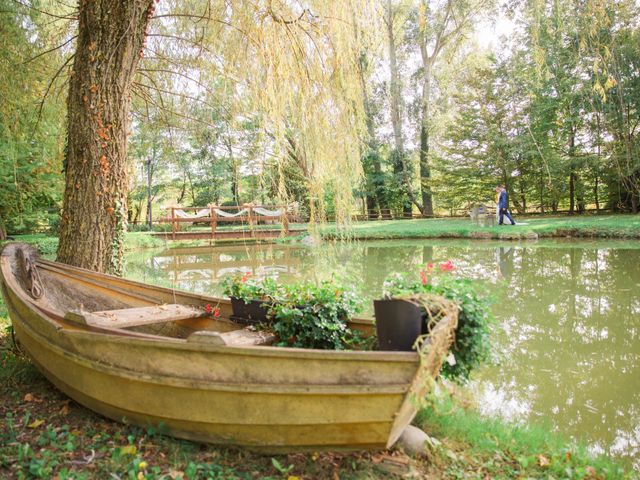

left=357, top=51, right=385, bottom=214
left=569, top=171, right=575, bottom=214
left=228, top=141, right=240, bottom=204
left=177, top=172, right=187, bottom=204
left=520, top=180, right=527, bottom=213
left=568, top=127, right=579, bottom=215
left=594, top=173, right=600, bottom=212
left=0, top=215, right=6, bottom=241
left=418, top=120, right=432, bottom=216
left=57, top=0, right=154, bottom=274
left=539, top=172, right=545, bottom=213
left=385, top=0, right=420, bottom=212
left=146, top=156, right=154, bottom=227
left=131, top=204, right=141, bottom=225
left=418, top=55, right=433, bottom=216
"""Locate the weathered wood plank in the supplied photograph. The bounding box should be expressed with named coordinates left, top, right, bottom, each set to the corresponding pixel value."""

left=69, top=304, right=207, bottom=329
left=187, top=329, right=276, bottom=346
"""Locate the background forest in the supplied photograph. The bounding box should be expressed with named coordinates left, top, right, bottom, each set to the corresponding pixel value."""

left=0, top=0, right=638, bottom=240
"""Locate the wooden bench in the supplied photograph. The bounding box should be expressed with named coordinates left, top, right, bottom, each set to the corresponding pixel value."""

left=469, top=204, right=496, bottom=227
left=65, top=304, right=207, bottom=329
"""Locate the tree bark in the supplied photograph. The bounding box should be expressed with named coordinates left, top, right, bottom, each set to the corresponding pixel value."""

left=0, top=215, right=6, bottom=241
left=146, top=155, right=154, bottom=227
left=418, top=51, right=433, bottom=216
left=357, top=50, right=385, bottom=214
left=569, top=171, right=575, bottom=214
left=385, top=0, right=419, bottom=213
left=57, top=0, right=154, bottom=274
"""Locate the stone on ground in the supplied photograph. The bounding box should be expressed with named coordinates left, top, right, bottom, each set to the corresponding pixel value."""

left=397, top=425, right=435, bottom=456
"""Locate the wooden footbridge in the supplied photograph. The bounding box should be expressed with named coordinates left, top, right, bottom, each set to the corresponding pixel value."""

left=153, top=205, right=305, bottom=241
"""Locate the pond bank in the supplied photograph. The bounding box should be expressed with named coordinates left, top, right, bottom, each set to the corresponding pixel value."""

left=321, top=215, right=640, bottom=241
left=4, top=215, right=640, bottom=257
left=0, top=315, right=633, bottom=479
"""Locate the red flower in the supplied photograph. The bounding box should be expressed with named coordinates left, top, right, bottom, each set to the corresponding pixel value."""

left=420, top=270, right=429, bottom=285
left=240, top=276, right=248, bottom=283
left=213, top=307, right=220, bottom=318
left=439, top=260, right=455, bottom=272
left=204, top=304, right=212, bottom=313
left=427, top=262, right=434, bottom=271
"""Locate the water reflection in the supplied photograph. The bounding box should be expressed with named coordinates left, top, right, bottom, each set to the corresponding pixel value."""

left=125, top=239, right=640, bottom=467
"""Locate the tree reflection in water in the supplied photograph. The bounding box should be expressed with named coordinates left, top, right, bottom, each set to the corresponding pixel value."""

left=125, top=239, right=640, bottom=466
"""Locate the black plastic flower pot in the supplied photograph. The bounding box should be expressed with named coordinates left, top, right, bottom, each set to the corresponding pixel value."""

left=230, top=297, right=270, bottom=325
left=373, top=299, right=425, bottom=351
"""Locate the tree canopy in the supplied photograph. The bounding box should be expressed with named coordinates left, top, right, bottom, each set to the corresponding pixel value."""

left=0, top=0, right=638, bottom=265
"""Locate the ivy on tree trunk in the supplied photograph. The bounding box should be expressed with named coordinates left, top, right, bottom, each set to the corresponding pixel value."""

left=57, top=0, right=154, bottom=274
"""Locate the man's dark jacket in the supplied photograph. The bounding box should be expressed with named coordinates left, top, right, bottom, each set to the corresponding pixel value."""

left=498, top=190, right=509, bottom=210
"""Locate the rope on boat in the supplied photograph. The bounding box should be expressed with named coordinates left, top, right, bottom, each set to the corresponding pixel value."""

left=398, top=294, right=459, bottom=404
left=17, top=248, right=45, bottom=299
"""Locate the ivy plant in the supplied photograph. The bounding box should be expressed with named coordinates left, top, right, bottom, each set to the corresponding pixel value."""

left=269, top=279, right=364, bottom=350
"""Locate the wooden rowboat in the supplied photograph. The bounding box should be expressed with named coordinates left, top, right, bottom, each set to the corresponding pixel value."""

left=0, top=243, right=457, bottom=451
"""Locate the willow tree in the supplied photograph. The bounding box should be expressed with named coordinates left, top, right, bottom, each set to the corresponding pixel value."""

left=57, top=0, right=154, bottom=273
left=56, top=0, right=370, bottom=272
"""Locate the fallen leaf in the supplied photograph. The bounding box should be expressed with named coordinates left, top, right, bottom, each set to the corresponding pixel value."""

left=24, top=393, right=34, bottom=402
left=586, top=466, right=597, bottom=477
left=28, top=419, right=45, bottom=429
left=169, top=470, right=184, bottom=479
left=120, top=445, right=137, bottom=455
left=59, top=404, right=70, bottom=416
left=537, top=454, right=550, bottom=467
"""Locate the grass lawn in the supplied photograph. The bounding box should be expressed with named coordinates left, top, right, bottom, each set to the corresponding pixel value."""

left=321, top=214, right=640, bottom=240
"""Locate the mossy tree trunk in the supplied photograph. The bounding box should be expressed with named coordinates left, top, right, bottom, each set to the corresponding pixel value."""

left=57, top=0, right=154, bottom=274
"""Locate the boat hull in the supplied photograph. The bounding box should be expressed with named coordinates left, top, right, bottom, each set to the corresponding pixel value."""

left=1, top=243, right=457, bottom=450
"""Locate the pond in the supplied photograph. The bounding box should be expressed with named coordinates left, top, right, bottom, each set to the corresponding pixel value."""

left=125, top=238, right=640, bottom=467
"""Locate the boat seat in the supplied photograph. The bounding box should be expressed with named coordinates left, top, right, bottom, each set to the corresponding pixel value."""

left=65, top=304, right=207, bottom=329
left=187, top=329, right=276, bottom=347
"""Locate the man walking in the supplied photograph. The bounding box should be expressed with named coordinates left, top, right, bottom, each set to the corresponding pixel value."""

left=496, top=185, right=516, bottom=225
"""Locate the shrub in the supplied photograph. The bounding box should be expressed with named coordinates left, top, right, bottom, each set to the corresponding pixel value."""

left=220, top=272, right=279, bottom=303
left=269, top=279, right=364, bottom=350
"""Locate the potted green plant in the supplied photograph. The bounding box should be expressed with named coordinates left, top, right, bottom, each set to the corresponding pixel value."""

left=221, top=273, right=278, bottom=325
left=269, top=279, right=365, bottom=350
left=378, top=261, right=493, bottom=382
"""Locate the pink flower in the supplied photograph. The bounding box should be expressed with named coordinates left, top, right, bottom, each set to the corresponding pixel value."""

left=420, top=270, right=429, bottom=285
left=204, top=304, right=212, bottom=313
left=426, top=263, right=434, bottom=271
left=213, top=307, right=220, bottom=318
left=439, top=260, right=455, bottom=272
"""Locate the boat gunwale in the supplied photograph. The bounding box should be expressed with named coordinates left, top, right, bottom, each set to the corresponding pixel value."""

left=35, top=258, right=376, bottom=329
left=0, top=244, right=427, bottom=363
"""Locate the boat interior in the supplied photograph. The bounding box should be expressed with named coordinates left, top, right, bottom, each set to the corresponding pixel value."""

left=4, top=244, right=281, bottom=346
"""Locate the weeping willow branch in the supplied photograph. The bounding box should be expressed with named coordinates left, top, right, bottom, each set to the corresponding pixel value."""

left=23, top=35, right=77, bottom=64
left=10, top=0, right=77, bottom=20
left=33, top=53, right=74, bottom=135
